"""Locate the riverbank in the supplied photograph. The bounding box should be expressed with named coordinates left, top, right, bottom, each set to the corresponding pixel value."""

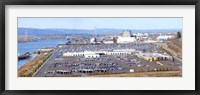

left=18, top=52, right=52, bottom=77
left=18, top=39, right=67, bottom=68
left=18, top=36, right=66, bottom=43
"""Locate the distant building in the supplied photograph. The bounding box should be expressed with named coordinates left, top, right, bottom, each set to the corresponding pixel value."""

left=117, top=36, right=136, bottom=43
left=90, top=37, right=97, bottom=44
left=157, top=35, right=174, bottom=42
left=133, top=33, right=149, bottom=40
left=103, top=41, right=114, bottom=44
left=38, top=48, right=54, bottom=53
left=117, top=30, right=136, bottom=43
left=120, top=30, right=132, bottom=37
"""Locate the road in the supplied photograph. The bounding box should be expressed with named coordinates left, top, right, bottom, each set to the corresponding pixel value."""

left=160, top=43, right=182, bottom=63
left=33, top=48, right=60, bottom=77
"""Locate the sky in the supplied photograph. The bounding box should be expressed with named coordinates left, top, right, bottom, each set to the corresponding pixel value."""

left=18, top=18, right=182, bottom=30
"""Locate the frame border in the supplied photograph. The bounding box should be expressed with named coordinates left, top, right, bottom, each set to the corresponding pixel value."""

left=0, top=0, right=199, bottom=95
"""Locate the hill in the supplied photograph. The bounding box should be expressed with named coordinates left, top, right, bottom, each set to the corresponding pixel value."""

left=18, top=28, right=182, bottom=36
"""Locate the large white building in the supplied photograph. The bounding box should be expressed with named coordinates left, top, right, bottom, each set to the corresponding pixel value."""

left=117, top=30, right=136, bottom=43
left=117, top=36, right=136, bottom=43
left=62, top=49, right=135, bottom=58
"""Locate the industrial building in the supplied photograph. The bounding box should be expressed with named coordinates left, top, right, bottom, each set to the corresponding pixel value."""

left=117, top=30, right=136, bottom=43
left=157, top=35, right=174, bottom=42
left=62, top=49, right=135, bottom=58
left=38, top=48, right=54, bottom=53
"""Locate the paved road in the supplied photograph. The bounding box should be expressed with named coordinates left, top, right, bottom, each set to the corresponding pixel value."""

left=33, top=48, right=60, bottom=77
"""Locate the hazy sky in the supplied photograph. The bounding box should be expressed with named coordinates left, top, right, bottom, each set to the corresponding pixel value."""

left=18, top=18, right=182, bottom=30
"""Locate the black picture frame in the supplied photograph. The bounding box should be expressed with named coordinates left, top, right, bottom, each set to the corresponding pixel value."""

left=0, top=0, right=199, bottom=95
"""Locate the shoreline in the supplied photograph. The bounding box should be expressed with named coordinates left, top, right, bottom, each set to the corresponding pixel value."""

left=18, top=36, right=66, bottom=43
left=18, top=52, right=52, bottom=77
left=18, top=54, right=37, bottom=68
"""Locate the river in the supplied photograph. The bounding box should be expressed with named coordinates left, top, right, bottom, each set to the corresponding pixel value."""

left=18, top=39, right=67, bottom=68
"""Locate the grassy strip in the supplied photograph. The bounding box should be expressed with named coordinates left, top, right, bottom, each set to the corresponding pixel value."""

left=89, top=70, right=182, bottom=77
left=159, top=47, right=173, bottom=56
left=18, top=53, right=52, bottom=77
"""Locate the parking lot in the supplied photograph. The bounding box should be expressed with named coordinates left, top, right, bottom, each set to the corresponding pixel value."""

left=33, top=43, right=182, bottom=77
